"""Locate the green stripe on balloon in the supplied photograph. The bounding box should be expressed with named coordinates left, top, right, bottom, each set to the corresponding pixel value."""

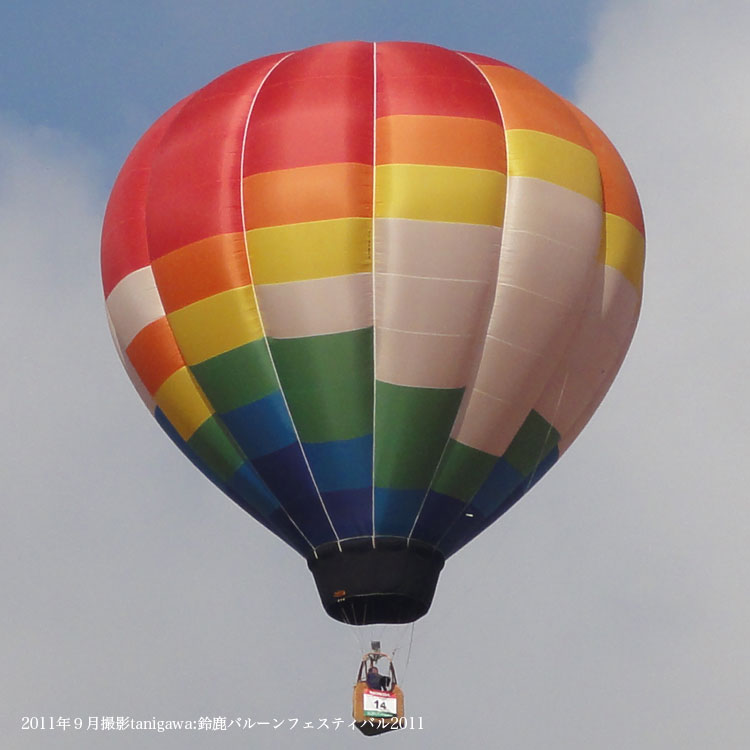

left=430, top=410, right=561, bottom=505
left=190, top=339, right=278, bottom=414
left=504, top=410, right=561, bottom=477
left=374, top=383, right=464, bottom=489
left=186, top=416, right=245, bottom=482
left=268, top=328, right=374, bottom=443
left=431, top=440, right=497, bottom=502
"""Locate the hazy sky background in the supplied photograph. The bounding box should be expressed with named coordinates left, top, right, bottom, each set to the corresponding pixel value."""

left=3, top=1, right=750, bottom=748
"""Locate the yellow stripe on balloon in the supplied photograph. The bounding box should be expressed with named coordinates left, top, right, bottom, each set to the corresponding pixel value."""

left=246, top=217, right=371, bottom=284
left=506, top=130, right=602, bottom=204
left=166, top=285, right=263, bottom=365
left=375, top=165, right=506, bottom=226
left=600, top=213, right=645, bottom=293
left=154, top=366, right=213, bottom=440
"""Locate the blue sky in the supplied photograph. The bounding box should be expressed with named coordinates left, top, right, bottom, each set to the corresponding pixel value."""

left=2, top=1, right=593, bottom=180
left=4, top=2, right=750, bottom=749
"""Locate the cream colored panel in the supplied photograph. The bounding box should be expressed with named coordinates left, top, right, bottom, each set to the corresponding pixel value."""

left=487, top=286, right=573, bottom=356
left=453, top=389, right=532, bottom=456
left=453, top=337, right=548, bottom=455
left=254, top=273, right=372, bottom=338
left=472, top=336, right=548, bottom=403
left=106, top=307, right=155, bottom=412
left=374, top=217, right=502, bottom=390
left=453, top=177, right=602, bottom=455
left=105, top=265, right=165, bottom=350
left=374, top=218, right=501, bottom=281
left=504, top=177, right=602, bottom=249
left=376, top=274, right=489, bottom=336
left=537, top=265, right=641, bottom=454
left=498, top=229, right=597, bottom=305
left=376, top=328, right=476, bottom=389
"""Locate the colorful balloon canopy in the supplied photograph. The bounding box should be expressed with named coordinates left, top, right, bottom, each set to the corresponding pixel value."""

left=102, top=41, right=644, bottom=624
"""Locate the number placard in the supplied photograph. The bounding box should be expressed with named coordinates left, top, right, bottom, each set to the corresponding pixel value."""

left=363, top=691, right=397, bottom=718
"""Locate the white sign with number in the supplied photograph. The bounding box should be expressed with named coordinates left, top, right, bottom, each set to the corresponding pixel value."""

left=363, top=690, right=397, bottom=718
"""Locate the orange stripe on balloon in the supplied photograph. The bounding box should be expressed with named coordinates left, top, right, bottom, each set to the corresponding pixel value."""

left=151, top=232, right=251, bottom=314
left=477, top=65, right=591, bottom=150
left=126, top=317, right=185, bottom=395
left=568, top=106, right=645, bottom=235
left=243, top=163, right=373, bottom=229
left=376, top=115, right=506, bottom=172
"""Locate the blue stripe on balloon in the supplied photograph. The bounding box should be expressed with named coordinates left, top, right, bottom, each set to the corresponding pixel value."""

left=227, top=462, right=282, bottom=518
left=321, top=487, right=372, bottom=538
left=251, top=443, right=337, bottom=547
left=373, top=488, right=423, bottom=537
left=470, top=457, right=524, bottom=517
left=221, top=391, right=296, bottom=459
left=438, top=448, right=560, bottom=557
left=223, top=469, right=309, bottom=555
left=154, top=408, right=311, bottom=554
left=409, top=490, right=464, bottom=545
left=154, top=406, right=217, bottom=481
left=265, top=508, right=312, bottom=555
left=527, top=446, right=559, bottom=486
left=439, top=481, right=525, bottom=556
left=303, top=434, right=373, bottom=492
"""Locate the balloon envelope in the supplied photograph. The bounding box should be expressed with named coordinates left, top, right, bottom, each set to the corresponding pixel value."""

left=101, top=41, right=644, bottom=624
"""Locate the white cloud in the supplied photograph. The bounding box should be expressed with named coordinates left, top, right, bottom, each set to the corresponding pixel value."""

left=0, top=120, right=100, bottom=497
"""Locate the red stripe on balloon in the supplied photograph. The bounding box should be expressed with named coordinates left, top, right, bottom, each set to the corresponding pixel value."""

left=243, top=41, right=374, bottom=176
left=375, top=42, right=503, bottom=123
left=143, top=53, right=287, bottom=261
left=101, top=96, right=190, bottom=297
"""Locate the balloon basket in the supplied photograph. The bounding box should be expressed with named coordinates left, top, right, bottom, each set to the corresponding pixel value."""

left=352, top=681, right=404, bottom=737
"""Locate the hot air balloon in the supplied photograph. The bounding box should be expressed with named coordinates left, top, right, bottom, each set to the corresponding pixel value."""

left=101, top=41, right=644, bottom=628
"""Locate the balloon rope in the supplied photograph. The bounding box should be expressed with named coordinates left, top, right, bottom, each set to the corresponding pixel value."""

left=404, top=622, right=415, bottom=683
left=384, top=623, right=414, bottom=687
left=340, top=607, right=352, bottom=628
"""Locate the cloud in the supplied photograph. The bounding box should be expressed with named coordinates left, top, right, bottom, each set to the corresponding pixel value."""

left=0, top=118, right=110, bottom=505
